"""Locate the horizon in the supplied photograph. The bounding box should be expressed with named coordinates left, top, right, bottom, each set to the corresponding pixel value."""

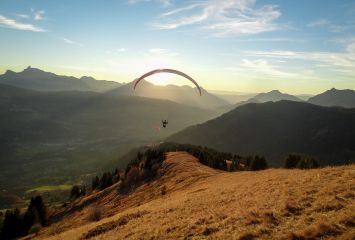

left=1, top=0, right=355, bottom=94
left=2, top=65, right=349, bottom=96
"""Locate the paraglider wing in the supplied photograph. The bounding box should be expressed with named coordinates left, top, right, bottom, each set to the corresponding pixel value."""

left=134, top=69, right=202, bottom=96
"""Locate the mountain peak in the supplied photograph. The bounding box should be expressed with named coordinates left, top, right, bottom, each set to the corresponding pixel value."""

left=22, top=66, right=44, bottom=74
left=249, top=89, right=302, bottom=103
left=308, top=88, right=355, bottom=108
left=4, top=70, right=15, bottom=75
left=269, top=90, right=281, bottom=94
left=80, top=76, right=96, bottom=81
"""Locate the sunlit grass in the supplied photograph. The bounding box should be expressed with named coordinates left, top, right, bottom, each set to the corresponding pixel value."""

left=25, top=184, right=72, bottom=194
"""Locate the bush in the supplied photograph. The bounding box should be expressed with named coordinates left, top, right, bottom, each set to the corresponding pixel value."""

left=70, top=185, right=86, bottom=199
left=161, top=185, right=167, bottom=195
left=284, top=154, right=319, bottom=169
left=297, top=157, right=319, bottom=169
left=249, top=155, right=268, bottom=171
left=89, top=207, right=102, bottom=222
left=28, top=223, right=42, bottom=235
left=284, top=154, right=302, bottom=169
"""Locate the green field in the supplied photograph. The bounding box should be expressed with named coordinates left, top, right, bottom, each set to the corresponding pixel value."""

left=25, top=184, right=73, bottom=194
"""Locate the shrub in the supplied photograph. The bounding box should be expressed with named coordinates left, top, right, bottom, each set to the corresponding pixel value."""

left=89, top=207, right=102, bottom=222
left=297, top=157, right=319, bottom=169
left=284, top=154, right=302, bottom=169
left=250, top=155, right=268, bottom=171
left=28, top=223, right=42, bottom=235
left=70, top=185, right=86, bottom=199
left=284, top=154, right=319, bottom=170
left=161, top=185, right=167, bottom=195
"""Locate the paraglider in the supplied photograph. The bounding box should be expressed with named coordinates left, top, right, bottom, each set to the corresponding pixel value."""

left=134, top=68, right=202, bottom=96
left=162, top=120, right=168, bottom=128
left=134, top=68, right=201, bottom=128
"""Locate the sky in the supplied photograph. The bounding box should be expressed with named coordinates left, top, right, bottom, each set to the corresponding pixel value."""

left=0, top=0, right=354, bottom=94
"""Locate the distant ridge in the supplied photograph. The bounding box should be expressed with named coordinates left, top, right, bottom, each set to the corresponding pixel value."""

left=221, top=89, right=304, bottom=112
left=109, top=79, right=229, bottom=110
left=308, top=88, right=355, bottom=108
left=169, top=100, right=355, bottom=166
left=251, top=90, right=303, bottom=102
left=0, top=66, right=122, bottom=92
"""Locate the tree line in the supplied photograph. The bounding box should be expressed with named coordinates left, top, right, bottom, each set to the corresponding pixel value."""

left=76, top=143, right=322, bottom=196
left=0, top=196, right=47, bottom=239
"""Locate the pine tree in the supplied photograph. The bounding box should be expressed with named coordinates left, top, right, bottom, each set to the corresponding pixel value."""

left=1, top=208, right=22, bottom=238
left=92, top=176, right=100, bottom=190
left=70, top=185, right=81, bottom=199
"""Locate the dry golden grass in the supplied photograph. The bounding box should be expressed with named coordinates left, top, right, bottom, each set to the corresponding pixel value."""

left=32, top=152, right=354, bottom=240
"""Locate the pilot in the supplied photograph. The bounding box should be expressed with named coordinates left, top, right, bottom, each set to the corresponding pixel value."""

left=162, top=120, right=168, bottom=128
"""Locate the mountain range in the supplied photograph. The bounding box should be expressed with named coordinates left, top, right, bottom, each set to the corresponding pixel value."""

left=1, top=67, right=355, bottom=206
left=308, top=88, right=355, bottom=108
left=108, top=79, right=229, bottom=110
left=0, top=66, right=122, bottom=92
left=2, top=67, right=355, bottom=109
left=169, top=100, right=355, bottom=166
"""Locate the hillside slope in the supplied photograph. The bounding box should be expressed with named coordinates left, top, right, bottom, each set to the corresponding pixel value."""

left=36, top=152, right=354, bottom=240
left=168, top=101, right=355, bottom=166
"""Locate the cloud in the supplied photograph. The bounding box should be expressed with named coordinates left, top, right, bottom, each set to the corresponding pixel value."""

left=307, top=18, right=349, bottom=33
left=128, top=0, right=171, bottom=7
left=148, top=48, right=179, bottom=56
left=307, top=19, right=330, bottom=27
left=105, top=48, right=127, bottom=54
left=63, top=38, right=84, bottom=47
left=33, top=10, right=45, bottom=21
left=16, top=14, right=30, bottom=19
left=0, top=15, right=46, bottom=32
left=150, top=0, right=281, bottom=36
left=227, top=37, right=306, bottom=43
left=226, top=59, right=301, bottom=79
left=241, top=41, right=355, bottom=76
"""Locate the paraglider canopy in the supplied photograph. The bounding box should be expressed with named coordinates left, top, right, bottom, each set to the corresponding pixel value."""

left=134, top=69, right=202, bottom=96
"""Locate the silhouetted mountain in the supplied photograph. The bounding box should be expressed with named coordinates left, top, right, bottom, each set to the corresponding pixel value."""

left=168, top=101, right=355, bottom=166
left=250, top=90, right=303, bottom=102
left=0, top=67, right=121, bottom=92
left=297, top=94, right=313, bottom=101
left=109, top=79, right=229, bottom=109
left=0, top=84, right=217, bottom=197
left=80, top=76, right=121, bottom=92
left=208, top=90, right=257, bottom=104
left=221, top=90, right=303, bottom=112
left=308, top=88, right=355, bottom=108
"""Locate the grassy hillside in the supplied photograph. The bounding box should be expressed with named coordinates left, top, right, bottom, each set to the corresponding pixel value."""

left=34, top=152, right=354, bottom=240
left=168, top=101, right=355, bottom=166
